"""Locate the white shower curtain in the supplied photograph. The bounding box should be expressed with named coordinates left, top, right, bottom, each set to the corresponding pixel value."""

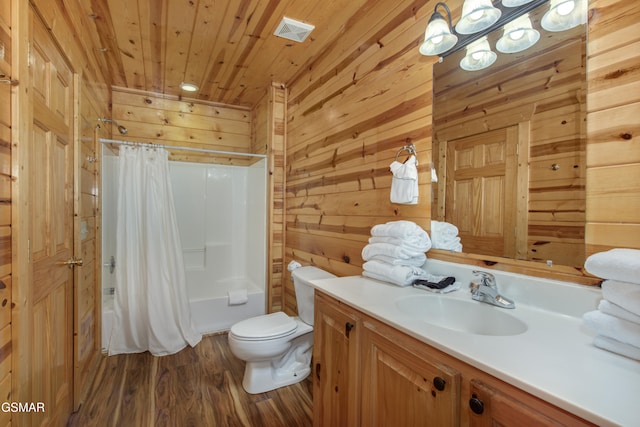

left=109, top=145, right=202, bottom=356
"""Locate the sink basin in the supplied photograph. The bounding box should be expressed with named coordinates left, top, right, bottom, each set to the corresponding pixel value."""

left=395, top=295, right=528, bottom=336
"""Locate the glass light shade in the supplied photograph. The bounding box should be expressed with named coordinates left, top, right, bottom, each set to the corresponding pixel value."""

left=179, top=82, right=199, bottom=92
left=496, top=15, right=540, bottom=53
left=455, top=0, right=502, bottom=35
left=419, top=13, right=458, bottom=56
left=502, top=0, right=535, bottom=6
left=541, top=0, right=587, bottom=32
left=460, top=37, right=497, bottom=71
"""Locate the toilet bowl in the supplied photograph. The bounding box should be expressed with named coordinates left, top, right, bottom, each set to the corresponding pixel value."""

left=228, top=265, right=335, bottom=394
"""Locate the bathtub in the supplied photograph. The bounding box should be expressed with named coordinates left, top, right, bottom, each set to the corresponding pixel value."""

left=101, top=279, right=265, bottom=351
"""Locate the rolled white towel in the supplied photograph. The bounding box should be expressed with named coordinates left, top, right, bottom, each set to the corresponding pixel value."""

left=599, top=300, right=640, bottom=325
left=583, top=310, right=640, bottom=348
left=601, top=280, right=640, bottom=316
left=362, top=260, right=427, bottom=287
left=584, top=248, right=640, bottom=284
left=593, top=335, right=640, bottom=361
left=367, top=253, right=426, bottom=267
left=368, top=235, right=431, bottom=253
left=362, top=243, right=415, bottom=260
left=371, top=220, right=428, bottom=239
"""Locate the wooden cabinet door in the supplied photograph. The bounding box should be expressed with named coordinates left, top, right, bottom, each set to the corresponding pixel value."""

left=313, top=293, right=360, bottom=427
left=445, top=127, right=519, bottom=258
left=361, top=321, right=460, bottom=427
left=25, top=10, right=76, bottom=426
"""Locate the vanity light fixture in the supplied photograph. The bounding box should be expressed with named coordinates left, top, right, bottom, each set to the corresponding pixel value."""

left=541, top=0, right=586, bottom=32
left=179, top=82, right=199, bottom=92
left=419, top=0, right=585, bottom=71
left=460, top=37, right=497, bottom=70
left=419, top=3, right=458, bottom=56
left=496, top=14, right=540, bottom=53
left=455, top=0, right=502, bottom=34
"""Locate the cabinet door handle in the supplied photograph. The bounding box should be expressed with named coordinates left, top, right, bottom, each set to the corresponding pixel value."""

left=315, top=362, right=321, bottom=381
left=469, top=394, right=484, bottom=415
left=433, top=376, right=446, bottom=391
left=345, top=322, right=354, bottom=338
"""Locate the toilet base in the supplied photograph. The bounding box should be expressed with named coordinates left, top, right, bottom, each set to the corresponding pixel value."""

left=241, top=332, right=313, bottom=394
left=242, top=361, right=311, bottom=394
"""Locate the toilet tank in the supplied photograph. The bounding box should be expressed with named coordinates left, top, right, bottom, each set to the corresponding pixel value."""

left=292, top=266, right=336, bottom=325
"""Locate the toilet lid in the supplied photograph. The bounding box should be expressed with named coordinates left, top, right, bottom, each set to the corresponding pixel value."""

left=230, top=312, right=297, bottom=340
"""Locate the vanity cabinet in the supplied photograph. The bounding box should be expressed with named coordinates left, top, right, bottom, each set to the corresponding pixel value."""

left=313, top=291, right=595, bottom=427
left=312, top=292, right=361, bottom=426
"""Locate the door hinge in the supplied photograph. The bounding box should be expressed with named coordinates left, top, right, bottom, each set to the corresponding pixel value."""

left=27, top=239, right=30, bottom=262
left=27, top=41, right=31, bottom=68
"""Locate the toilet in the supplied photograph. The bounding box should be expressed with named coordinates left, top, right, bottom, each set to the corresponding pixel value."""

left=228, top=265, right=336, bottom=394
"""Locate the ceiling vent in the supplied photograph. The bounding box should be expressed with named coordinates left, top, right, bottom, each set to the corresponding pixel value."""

left=274, top=17, right=315, bottom=43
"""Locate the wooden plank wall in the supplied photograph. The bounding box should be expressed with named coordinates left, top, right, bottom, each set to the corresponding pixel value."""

left=253, top=83, right=287, bottom=313
left=283, top=0, right=640, bottom=308
left=111, top=88, right=253, bottom=165
left=283, top=0, right=436, bottom=315
left=433, top=22, right=586, bottom=268
left=585, top=0, right=640, bottom=255
left=0, top=1, right=11, bottom=424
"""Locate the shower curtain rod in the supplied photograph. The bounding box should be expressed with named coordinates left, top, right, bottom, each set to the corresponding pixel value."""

left=99, top=138, right=267, bottom=159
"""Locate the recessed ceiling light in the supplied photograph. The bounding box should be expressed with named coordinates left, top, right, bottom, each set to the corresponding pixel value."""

left=180, top=82, right=199, bottom=92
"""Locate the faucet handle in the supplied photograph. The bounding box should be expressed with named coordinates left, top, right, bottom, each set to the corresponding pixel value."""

left=472, top=270, right=496, bottom=288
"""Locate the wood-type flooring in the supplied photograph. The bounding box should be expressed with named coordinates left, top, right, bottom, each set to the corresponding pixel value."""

left=67, top=333, right=313, bottom=427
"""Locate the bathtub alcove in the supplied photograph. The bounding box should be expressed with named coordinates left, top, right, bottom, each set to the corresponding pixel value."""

left=101, top=149, right=267, bottom=351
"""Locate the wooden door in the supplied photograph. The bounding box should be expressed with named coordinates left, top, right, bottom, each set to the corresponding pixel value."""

left=313, top=293, right=361, bottom=427
left=445, top=127, right=519, bottom=258
left=360, top=321, right=460, bottom=426
left=27, top=11, right=76, bottom=426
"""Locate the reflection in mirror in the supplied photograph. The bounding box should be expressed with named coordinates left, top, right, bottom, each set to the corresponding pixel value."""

left=432, top=2, right=586, bottom=268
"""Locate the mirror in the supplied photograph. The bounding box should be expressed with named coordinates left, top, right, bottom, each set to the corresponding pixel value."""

left=431, top=2, right=586, bottom=268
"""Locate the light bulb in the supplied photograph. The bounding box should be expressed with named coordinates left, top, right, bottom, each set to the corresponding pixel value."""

left=557, top=0, right=575, bottom=15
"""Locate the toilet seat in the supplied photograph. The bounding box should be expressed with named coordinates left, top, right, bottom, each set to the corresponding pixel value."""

left=230, top=312, right=297, bottom=341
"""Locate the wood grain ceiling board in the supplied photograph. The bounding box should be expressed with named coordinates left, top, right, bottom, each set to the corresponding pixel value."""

left=81, top=0, right=427, bottom=108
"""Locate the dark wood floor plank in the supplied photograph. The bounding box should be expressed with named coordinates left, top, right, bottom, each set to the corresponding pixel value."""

left=67, top=333, right=313, bottom=427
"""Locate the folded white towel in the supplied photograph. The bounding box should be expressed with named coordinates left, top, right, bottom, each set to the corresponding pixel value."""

left=601, top=280, right=640, bottom=316
left=228, top=289, right=248, bottom=306
left=599, top=300, right=640, bottom=325
left=362, top=260, right=427, bottom=287
left=362, top=243, right=416, bottom=260
left=584, top=248, right=640, bottom=284
left=390, top=155, right=418, bottom=205
left=431, top=236, right=463, bottom=252
left=367, top=253, right=426, bottom=267
left=431, top=220, right=459, bottom=237
left=368, top=235, right=431, bottom=253
left=583, top=310, right=640, bottom=348
left=371, top=220, right=428, bottom=239
left=593, top=335, right=640, bottom=361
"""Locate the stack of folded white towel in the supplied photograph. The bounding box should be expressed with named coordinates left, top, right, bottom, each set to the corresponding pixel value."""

left=361, top=220, right=431, bottom=286
left=430, top=220, right=462, bottom=252
left=582, top=248, right=640, bottom=361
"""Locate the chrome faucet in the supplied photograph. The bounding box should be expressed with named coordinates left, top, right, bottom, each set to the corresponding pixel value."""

left=469, top=271, right=515, bottom=309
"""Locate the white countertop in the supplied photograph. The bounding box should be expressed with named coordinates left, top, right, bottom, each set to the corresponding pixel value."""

left=309, top=260, right=640, bottom=427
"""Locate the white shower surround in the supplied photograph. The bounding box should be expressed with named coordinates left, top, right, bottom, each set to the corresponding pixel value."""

left=101, top=154, right=267, bottom=350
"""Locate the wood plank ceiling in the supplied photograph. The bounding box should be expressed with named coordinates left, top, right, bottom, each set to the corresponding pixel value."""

left=80, top=0, right=393, bottom=108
